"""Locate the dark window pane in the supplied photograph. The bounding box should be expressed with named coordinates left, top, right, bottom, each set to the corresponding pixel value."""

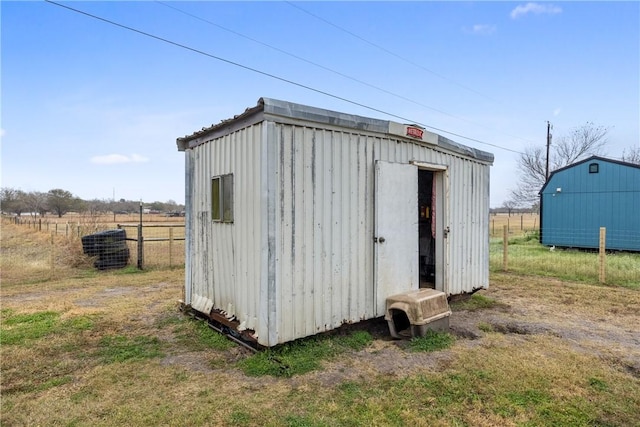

left=222, top=174, right=234, bottom=222
left=211, top=177, right=221, bottom=220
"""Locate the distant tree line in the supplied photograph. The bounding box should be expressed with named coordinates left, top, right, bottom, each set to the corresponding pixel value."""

left=0, top=187, right=184, bottom=218
left=490, top=205, right=539, bottom=216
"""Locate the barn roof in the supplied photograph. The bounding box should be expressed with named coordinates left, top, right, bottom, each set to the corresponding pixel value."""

left=177, top=97, right=494, bottom=164
left=540, top=155, right=640, bottom=194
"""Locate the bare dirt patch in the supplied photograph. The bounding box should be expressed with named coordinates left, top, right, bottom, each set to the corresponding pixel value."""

left=153, top=272, right=640, bottom=391
left=4, top=266, right=638, bottom=387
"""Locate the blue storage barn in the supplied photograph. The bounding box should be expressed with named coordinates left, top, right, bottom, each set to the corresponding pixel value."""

left=540, top=156, right=640, bottom=251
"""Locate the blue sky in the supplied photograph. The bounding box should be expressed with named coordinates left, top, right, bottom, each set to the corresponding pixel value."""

left=2, top=1, right=638, bottom=207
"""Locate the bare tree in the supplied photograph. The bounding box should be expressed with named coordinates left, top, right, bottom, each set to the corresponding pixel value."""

left=621, top=146, right=640, bottom=165
left=0, top=187, right=27, bottom=216
left=553, top=122, right=609, bottom=166
left=85, top=199, right=111, bottom=216
left=510, top=122, right=610, bottom=204
left=502, top=198, right=518, bottom=217
left=22, top=191, right=48, bottom=217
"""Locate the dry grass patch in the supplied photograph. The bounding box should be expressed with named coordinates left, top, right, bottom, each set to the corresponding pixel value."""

left=489, top=272, right=640, bottom=322
left=2, top=221, right=639, bottom=426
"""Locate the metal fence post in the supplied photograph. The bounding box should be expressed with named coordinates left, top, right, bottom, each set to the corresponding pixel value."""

left=503, top=225, right=508, bottom=271
left=137, top=202, right=144, bottom=269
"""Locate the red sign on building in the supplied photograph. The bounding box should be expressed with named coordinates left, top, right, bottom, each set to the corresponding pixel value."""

left=406, top=126, right=424, bottom=139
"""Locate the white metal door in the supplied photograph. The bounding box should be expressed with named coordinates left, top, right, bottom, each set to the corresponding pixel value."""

left=374, top=161, right=419, bottom=315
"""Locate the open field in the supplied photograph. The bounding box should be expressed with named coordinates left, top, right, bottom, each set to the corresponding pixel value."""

left=489, top=213, right=539, bottom=238
left=2, top=223, right=639, bottom=426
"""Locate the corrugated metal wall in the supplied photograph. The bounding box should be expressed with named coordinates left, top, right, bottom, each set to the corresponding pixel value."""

left=185, top=118, right=491, bottom=346
left=269, top=123, right=375, bottom=344
left=187, top=123, right=264, bottom=336
left=267, top=122, right=490, bottom=345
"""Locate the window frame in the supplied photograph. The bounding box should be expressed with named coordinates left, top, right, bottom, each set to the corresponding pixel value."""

left=211, top=173, right=234, bottom=223
left=588, top=163, right=599, bottom=174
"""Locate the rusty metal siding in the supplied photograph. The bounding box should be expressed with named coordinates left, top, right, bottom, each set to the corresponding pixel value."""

left=186, top=123, right=264, bottom=336
left=269, top=125, right=375, bottom=345
left=181, top=99, right=492, bottom=347
left=267, top=124, right=490, bottom=345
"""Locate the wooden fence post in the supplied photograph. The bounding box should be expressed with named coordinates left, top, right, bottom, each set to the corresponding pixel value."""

left=599, top=227, right=606, bottom=284
left=503, top=225, right=508, bottom=271
left=50, top=231, right=55, bottom=276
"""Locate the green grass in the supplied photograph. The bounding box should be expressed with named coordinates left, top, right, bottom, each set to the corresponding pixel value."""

left=168, top=315, right=236, bottom=351
left=490, top=237, right=640, bottom=288
left=450, top=293, right=504, bottom=311
left=408, top=330, right=455, bottom=352
left=96, top=335, right=164, bottom=363
left=1, top=311, right=60, bottom=345
left=227, top=410, right=252, bottom=426
left=237, top=330, right=373, bottom=377
left=477, top=321, right=494, bottom=332
left=1, top=310, right=97, bottom=346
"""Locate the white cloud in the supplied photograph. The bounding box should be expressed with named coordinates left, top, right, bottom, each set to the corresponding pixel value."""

left=553, top=108, right=562, bottom=117
left=471, top=24, right=496, bottom=35
left=511, top=3, right=562, bottom=19
left=90, top=153, right=150, bottom=165
left=0, top=128, right=5, bottom=137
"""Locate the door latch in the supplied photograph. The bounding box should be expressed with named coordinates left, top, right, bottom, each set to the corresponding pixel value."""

left=444, top=227, right=450, bottom=238
left=374, top=236, right=386, bottom=243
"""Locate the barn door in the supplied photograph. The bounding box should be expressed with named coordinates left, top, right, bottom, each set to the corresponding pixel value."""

left=374, top=161, right=419, bottom=316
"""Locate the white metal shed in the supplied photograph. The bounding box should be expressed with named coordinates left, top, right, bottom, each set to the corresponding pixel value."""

left=177, top=98, right=494, bottom=347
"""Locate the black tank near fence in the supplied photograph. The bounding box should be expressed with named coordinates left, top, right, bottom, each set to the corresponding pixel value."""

left=11, top=216, right=185, bottom=270
left=81, top=229, right=130, bottom=270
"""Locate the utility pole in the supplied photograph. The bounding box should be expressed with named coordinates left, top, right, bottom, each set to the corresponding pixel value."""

left=545, top=121, right=553, bottom=181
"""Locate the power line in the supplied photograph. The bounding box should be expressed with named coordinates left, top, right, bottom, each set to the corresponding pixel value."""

left=156, top=1, right=536, bottom=146
left=44, top=0, right=524, bottom=155
left=285, top=1, right=502, bottom=104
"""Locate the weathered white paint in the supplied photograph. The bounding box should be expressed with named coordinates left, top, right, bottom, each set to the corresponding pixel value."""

left=178, top=98, right=493, bottom=347
left=374, top=161, right=419, bottom=315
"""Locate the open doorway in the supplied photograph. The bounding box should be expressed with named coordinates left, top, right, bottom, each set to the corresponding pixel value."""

left=418, top=169, right=436, bottom=288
